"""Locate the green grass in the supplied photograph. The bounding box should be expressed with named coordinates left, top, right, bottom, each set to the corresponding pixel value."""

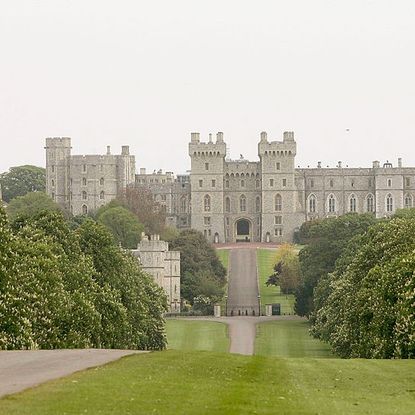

left=255, top=319, right=333, bottom=358
left=257, top=248, right=295, bottom=315
left=1, top=350, right=415, bottom=415
left=216, top=248, right=229, bottom=270
left=166, top=319, right=229, bottom=352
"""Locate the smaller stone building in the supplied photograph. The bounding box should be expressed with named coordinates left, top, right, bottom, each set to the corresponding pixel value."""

left=131, top=234, right=181, bottom=312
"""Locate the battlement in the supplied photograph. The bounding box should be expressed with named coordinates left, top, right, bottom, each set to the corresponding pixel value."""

left=136, top=233, right=170, bottom=252
left=189, top=131, right=227, bottom=157
left=45, top=137, right=72, bottom=148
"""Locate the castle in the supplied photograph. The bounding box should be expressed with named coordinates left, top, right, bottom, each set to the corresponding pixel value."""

left=45, top=132, right=415, bottom=244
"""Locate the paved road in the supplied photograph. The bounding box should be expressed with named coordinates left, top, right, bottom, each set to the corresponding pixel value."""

left=0, top=349, right=144, bottom=398
left=227, top=248, right=259, bottom=316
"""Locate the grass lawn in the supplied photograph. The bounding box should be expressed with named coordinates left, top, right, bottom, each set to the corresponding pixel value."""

left=166, top=319, right=229, bottom=352
left=257, top=249, right=295, bottom=315
left=216, top=248, right=230, bottom=270
left=255, top=319, right=333, bottom=358
left=1, top=350, right=414, bottom=415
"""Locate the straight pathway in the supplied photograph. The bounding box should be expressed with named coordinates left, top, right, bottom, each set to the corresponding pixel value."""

left=227, top=248, right=259, bottom=316
left=0, top=349, right=145, bottom=398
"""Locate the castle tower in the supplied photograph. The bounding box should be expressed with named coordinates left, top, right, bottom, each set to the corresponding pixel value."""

left=45, top=137, right=72, bottom=210
left=189, top=132, right=226, bottom=243
left=258, top=131, right=302, bottom=242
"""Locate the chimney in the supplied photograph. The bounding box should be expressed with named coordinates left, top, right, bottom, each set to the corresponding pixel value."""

left=260, top=131, right=268, bottom=142
left=208, top=133, right=213, bottom=143
left=121, top=145, right=129, bottom=155
left=337, top=161, right=342, bottom=168
left=398, top=158, right=402, bottom=168
left=372, top=160, right=380, bottom=169
left=216, top=132, right=224, bottom=143
left=191, top=132, right=200, bottom=143
left=317, top=161, right=322, bottom=168
left=106, top=145, right=111, bottom=155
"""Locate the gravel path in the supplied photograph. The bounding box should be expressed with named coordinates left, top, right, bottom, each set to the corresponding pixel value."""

left=0, top=349, right=144, bottom=398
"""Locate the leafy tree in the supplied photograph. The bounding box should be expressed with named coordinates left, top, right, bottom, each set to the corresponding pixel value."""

left=6, top=192, right=61, bottom=220
left=169, top=229, right=226, bottom=306
left=120, top=187, right=166, bottom=234
left=0, top=165, right=46, bottom=203
left=266, top=244, right=300, bottom=294
left=96, top=205, right=144, bottom=249
left=312, top=217, right=415, bottom=358
left=295, top=213, right=377, bottom=317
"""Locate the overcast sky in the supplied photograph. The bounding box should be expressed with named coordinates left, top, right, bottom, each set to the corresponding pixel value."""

left=1, top=0, right=414, bottom=174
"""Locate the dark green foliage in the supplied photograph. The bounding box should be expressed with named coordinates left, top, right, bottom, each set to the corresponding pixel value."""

left=169, top=229, right=226, bottom=306
left=312, top=217, right=415, bottom=358
left=295, top=213, right=377, bottom=317
left=6, top=192, right=61, bottom=220
left=0, top=207, right=166, bottom=351
left=0, top=165, right=46, bottom=203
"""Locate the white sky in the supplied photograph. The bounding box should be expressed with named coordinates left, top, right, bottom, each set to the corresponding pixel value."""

left=1, top=0, right=415, bottom=174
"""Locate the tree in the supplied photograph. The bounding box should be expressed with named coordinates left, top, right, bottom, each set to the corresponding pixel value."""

left=96, top=205, right=144, bottom=249
left=119, top=187, right=166, bottom=235
left=267, top=244, right=300, bottom=294
left=6, top=192, right=61, bottom=221
left=294, top=213, right=377, bottom=317
left=0, top=165, right=46, bottom=203
left=169, top=229, right=226, bottom=306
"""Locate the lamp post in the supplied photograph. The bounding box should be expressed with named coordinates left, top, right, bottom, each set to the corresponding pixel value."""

left=225, top=295, right=228, bottom=317
left=257, top=294, right=261, bottom=316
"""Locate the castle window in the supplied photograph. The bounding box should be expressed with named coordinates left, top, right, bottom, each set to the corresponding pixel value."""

left=256, top=179, right=260, bottom=188
left=180, top=196, right=187, bottom=213
left=225, top=180, right=229, bottom=188
left=204, top=195, right=211, bottom=212
left=310, top=179, right=314, bottom=188
left=240, top=195, right=246, bottom=212
left=328, top=194, right=336, bottom=213
left=226, top=217, right=230, bottom=226
left=208, top=229, right=211, bottom=236
left=212, top=179, right=216, bottom=188
left=100, top=177, right=104, bottom=186
left=255, top=196, right=261, bottom=213
left=275, top=194, right=282, bottom=212
left=386, top=194, right=393, bottom=212
left=366, top=194, right=374, bottom=212
left=82, top=177, right=87, bottom=186
left=274, top=228, right=283, bottom=236
left=369, top=179, right=373, bottom=187
left=404, top=194, right=413, bottom=208
left=205, top=163, right=209, bottom=171
left=82, top=205, right=88, bottom=215
left=51, top=179, right=55, bottom=187
left=308, top=194, right=316, bottom=213
left=69, top=192, right=72, bottom=200
left=199, top=180, right=203, bottom=188
left=161, top=194, right=167, bottom=201
left=349, top=194, right=357, bottom=212
left=282, top=178, right=287, bottom=187
left=241, top=180, right=245, bottom=188
left=276, top=162, right=281, bottom=170
left=100, top=164, right=103, bottom=172
left=329, top=179, right=334, bottom=188
left=270, top=179, right=274, bottom=187
left=83, top=164, right=87, bottom=173
left=100, top=191, right=105, bottom=200
left=82, top=191, right=87, bottom=200
left=51, top=192, right=55, bottom=200
left=351, top=179, right=355, bottom=188
left=70, top=178, right=73, bottom=186
left=405, top=177, right=410, bottom=187
left=51, top=165, right=55, bottom=173
left=204, top=217, right=211, bottom=226
left=275, top=215, right=282, bottom=225
left=387, top=178, right=392, bottom=187
left=225, top=197, right=231, bottom=213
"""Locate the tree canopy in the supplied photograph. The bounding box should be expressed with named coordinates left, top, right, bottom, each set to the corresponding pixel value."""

left=0, top=165, right=46, bottom=203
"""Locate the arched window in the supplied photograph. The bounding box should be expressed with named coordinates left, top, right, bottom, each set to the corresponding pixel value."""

left=386, top=193, right=393, bottom=212
left=180, top=196, right=187, bottom=213
left=404, top=194, right=413, bottom=208
left=82, top=177, right=87, bottom=186
left=275, top=194, right=282, bottom=211
left=241, top=180, right=245, bottom=188
left=82, top=205, right=88, bottom=215
left=225, top=197, right=231, bottom=213
left=225, top=180, right=229, bottom=188
left=349, top=194, right=357, bottom=212
left=100, top=177, right=104, bottom=186
left=328, top=194, right=336, bottom=213
left=82, top=191, right=87, bottom=200
left=204, top=195, right=211, bottom=212
left=308, top=194, right=316, bottom=213
left=366, top=194, right=374, bottom=212
left=255, top=196, right=261, bottom=213
left=240, top=195, right=246, bottom=212
left=100, top=191, right=105, bottom=200
left=51, top=179, right=55, bottom=187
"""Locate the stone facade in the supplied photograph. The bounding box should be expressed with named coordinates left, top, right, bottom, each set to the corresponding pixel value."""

left=46, top=133, right=415, bottom=244
left=45, top=137, right=135, bottom=216
left=131, top=234, right=181, bottom=312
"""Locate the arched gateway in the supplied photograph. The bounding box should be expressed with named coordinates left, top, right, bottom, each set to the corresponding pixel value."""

left=235, top=218, right=251, bottom=242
